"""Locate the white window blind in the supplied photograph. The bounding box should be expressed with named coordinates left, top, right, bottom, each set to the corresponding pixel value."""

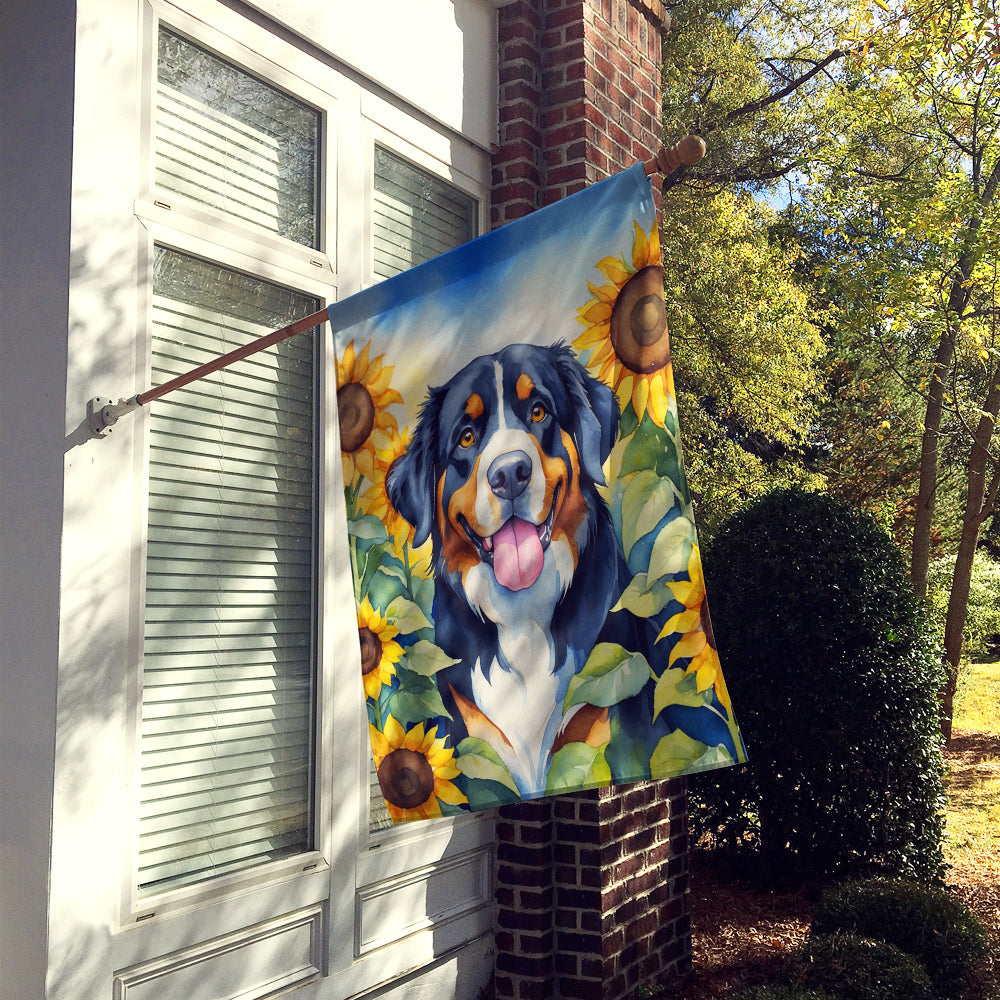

left=156, top=27, right=320, bottom=248
left=138, top=248, right=319, bottom=895
left=368, top=150, right=478, bottom=832
left=372, top=145, right=477, bottom=279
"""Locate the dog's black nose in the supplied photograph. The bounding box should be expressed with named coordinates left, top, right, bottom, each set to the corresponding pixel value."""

left=488, top=451, right=532, bottom=500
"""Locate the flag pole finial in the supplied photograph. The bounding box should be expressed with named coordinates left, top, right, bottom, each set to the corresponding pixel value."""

left=643, top=135, right=706, bottom=176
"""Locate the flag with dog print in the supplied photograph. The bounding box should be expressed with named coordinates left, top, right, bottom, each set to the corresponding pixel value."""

left=331, top=163, right=746, bottom=823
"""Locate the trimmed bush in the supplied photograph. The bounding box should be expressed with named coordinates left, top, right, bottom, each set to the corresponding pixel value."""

left=791, top=933, right=934, bottom=1000
left=693, top=489, right=946, bottom=882
left=811, top=878, right=988, bottom=999
left=732, top=987, right=838, bottom=1000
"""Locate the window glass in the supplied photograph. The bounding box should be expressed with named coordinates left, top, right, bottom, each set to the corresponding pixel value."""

left=138, top=246, right=318, bottom=895
left=156, top=27, right=320, bottom=248
left=372, top=146, right=477, bottom=278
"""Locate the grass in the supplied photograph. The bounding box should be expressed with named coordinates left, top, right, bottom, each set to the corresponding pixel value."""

left=945, top=660, right=1000, bottom=869
left=956, top=659, right=1000, bottom=733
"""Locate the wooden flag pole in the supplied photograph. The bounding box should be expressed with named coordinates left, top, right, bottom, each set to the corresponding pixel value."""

left=642, top=134, right=706, bottom=176
left=88, top=306, right=329, bottom=437
left=89, top=138, right=705, bottom=438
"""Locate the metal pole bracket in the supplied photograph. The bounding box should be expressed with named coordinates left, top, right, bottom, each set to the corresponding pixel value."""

left=88, top=396, right=140, bottom=438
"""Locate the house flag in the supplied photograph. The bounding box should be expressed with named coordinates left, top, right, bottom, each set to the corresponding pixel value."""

left=331, top=163, right=746, bottom=823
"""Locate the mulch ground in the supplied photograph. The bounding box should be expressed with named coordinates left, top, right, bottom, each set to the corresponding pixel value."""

left=667, top=734, right=1000, bottom=1000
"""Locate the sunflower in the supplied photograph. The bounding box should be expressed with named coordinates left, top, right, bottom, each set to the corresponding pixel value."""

left=369, top=715, right=468, bottom=822
left=573, top=220, right=674, bottom=426
left=357, top=426, right=432, bottom=576
left=336, top=339, right=403, bottom=483
left=357, top=595, right=404, bottom=700
left=656, top=546, right=728, bottom=707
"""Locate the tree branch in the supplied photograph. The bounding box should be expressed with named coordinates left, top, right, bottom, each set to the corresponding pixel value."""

left=703, top=49, right=847, bottom=133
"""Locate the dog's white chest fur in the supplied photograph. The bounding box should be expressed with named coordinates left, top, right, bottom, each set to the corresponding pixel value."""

left=464, top=542, right=577, bottom=794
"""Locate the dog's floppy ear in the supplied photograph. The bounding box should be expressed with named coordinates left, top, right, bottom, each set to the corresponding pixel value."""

left=386, top=387, right=444, bottom=548
left=553, top=344, right=619, bottom=485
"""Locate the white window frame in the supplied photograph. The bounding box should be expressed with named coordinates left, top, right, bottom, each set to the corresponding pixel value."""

left=123, top=0, right=340, bottom=933
left=111, top=1, right=496, bottom=992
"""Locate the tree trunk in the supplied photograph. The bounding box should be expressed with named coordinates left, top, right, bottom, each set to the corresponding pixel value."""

left=910, top=330, right=955, bottom=597
left=941, top=376, right=1000, bottom=740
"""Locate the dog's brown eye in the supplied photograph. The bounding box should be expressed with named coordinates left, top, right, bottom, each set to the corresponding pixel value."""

left=460, top=428, right=476, bottom=448
left=530, top=403, right=546, bottom=423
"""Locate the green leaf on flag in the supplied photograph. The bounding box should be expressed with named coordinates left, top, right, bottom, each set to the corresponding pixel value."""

left=611, top=571, right=672, bottom=618
left=621, top=470, right=677, bottom=559
left=620, top=417, right=680, bottom=479
left=646, top=515, right=696, bottom=584
left=404, top=639, right=461, bottom=677
left=349, top=514, right=389, bottom=541
left=385, top=596, right=431, bottom=635
left=653, top=667, right=714, bottom=721
left=384, top=672, right=452, bottom=725
left=545, top=742, right=611, bottom=795
left=364, top=566, right=408, bottom=614
left=564, top=643, right=653, bottom=712
left=456, top=737, right=520, bottom=794
left=649, top=729, right=711, bottom=775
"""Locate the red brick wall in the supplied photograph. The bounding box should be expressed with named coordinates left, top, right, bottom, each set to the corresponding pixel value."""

left=490, top=8, right=691, bottom=997
left=492, top=0, right=668, bottom=227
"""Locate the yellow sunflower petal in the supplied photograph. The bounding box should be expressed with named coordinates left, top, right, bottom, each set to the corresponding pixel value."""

left=648, top=223, right=661, bottom=263
left=666, top=578, right=702, bottom=608
left=382, top=714, right=405, bottom=747
left=587, top=280, right=619, bottom=303
left=403, top=722, right=427, bottom=751
left=355, top=341, right=372, bottom=377
left=434, top=779, right=469, bottom=805
left=359, top=594, right=375, bottom=622
left=597, top=256, right=632, bottom=285
left=366, top=364, right=395, bottom=398
left=658, top=608, right=702, bottom=641
left=369, top=723, right=390, bottom=759
left=581, top=300, right=614, bottom=324
left=354, top=448, right=377, bottom=481
left=341, top=341, right=357, bottom=380
left=714, top=667, right=733, bottom=712
left=631, top=376, right=651, bottom=422
left=668, top=628, right=708, bottom=666
left=417, top=799, right=443, bottom=820
left=647, top=371, right=671, bottom=426
left=382, top=638, right=404, bottom=663
left=574, top=324, right=611, bottom=349
left=694, top=653, right=718, bottom=693
left=632, top=222, right=649, bottom=271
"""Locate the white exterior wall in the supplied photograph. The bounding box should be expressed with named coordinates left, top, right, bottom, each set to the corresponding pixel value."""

left=0, top=2, right=500, bottom=998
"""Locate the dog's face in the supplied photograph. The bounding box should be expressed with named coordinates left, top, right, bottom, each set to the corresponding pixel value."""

left=387, top=343, right=619, bottom=604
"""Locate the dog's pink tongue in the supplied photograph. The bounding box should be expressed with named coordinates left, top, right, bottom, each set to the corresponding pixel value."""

left=492, top=517, right=544, bottom=591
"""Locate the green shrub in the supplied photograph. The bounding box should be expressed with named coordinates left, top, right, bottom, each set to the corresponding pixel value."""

left=791, top=933, right=934, bottom=1000
left=811, top=878, right=988, bottom=999
left=732, top=987, right=838, bottom=1000
left=693, top=489, right=947, bottom=882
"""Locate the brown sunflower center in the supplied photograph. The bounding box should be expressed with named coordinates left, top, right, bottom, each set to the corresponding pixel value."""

left=378, top=748, right=435, bottom=810
left=609, top=265, right=669, bottom=375
left=337, top=382, right=376, bottom=453
left=358, top=626, right=383, bottom=675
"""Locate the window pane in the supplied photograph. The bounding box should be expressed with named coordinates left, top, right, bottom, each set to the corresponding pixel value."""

left=139, top=247, right=318, bottom=895
left=372, top=146, right=477, bottom=279
left=156, top=28, right=320, bottom=248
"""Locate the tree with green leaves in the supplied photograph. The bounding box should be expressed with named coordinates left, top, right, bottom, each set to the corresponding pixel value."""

left=658, top=0, right=851, bottom=532
left=805, top=0, right=1000, bottom=736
